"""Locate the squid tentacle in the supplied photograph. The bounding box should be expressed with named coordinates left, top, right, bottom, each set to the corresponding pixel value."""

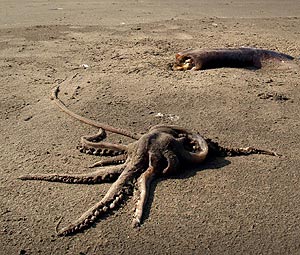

left=81, top=128, right=107, bottom=142
left=79, top=128, right=127, bottom=156
left=162, top=150, right=179, bottom=175
left=150, top=125, right=209, bottom=164
left=89, top=154, right=128, bottom=168
left=132, top=166, right=156, bottom=227
left=228, top=146, right=279, bottom=156
left=56, top=165, right=137, bottom=236
left=51, top=85, right=142, bottom=140
left=186, top=133, right=209, bottom=163
left=174, top=133, right=209, bottom=164
left=80, top=137, right=127, bottom=154
left=205, top=139, right=279, bottom=157
left=149, top=125, right=191, bottom=137
left=18, top=164, right=126, bottom=184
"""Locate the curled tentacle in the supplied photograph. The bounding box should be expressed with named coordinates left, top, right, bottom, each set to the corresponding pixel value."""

left=18, top=164, right=126, bottom=184
left=79, top=128, right=127, bottom=156
left=150, top=125, right=209, bottom=164
left=184, top=132, right=209, bottom=163
left=81, top=128, right=107, bottom=142
left=80, top=137, right=127, bottom=155
left=56, top=165, right=137, bottom=236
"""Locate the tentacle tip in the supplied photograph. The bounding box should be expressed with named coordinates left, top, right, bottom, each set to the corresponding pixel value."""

left=55, top=217, right=64, bottom=234
left=263, top=150, right=281, bottom=157
left=56, top=225, right=79, bottom=237
left=274, top=152, right=282, bottom=157
left=132, top=219, right=141, bottom=228
left=89, top=162, right=103, bottom=168
left=56, top=231, right=65, bottom=237
left=18, top=175, right=28, bottom=180
left=51, top=86, right=60, bottom=100
left=56, top=229, right=74, bottom=237
left=56, top=226, right=72, bottom=237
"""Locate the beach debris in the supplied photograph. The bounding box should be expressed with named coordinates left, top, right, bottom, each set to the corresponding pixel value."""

left=155, top=112, right=180, bottom=122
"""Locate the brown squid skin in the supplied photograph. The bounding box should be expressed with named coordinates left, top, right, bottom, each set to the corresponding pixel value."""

left=19, top=81, right=279, bottom=236
left=78, top=128, right=127, bottom=157
left=51, top=85, right=142, bottom=140
left=19, top=164, right=125, bottom=184
left=173, top=47, right=294, bottom=71
left=19, top=123, right=210, bottom=236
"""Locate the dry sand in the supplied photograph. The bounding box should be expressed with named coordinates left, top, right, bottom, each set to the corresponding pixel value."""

left=1, top=1, right=300, bottom=254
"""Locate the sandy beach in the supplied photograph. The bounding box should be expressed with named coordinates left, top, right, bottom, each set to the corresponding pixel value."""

left=1, top=1, right=300, bottom=254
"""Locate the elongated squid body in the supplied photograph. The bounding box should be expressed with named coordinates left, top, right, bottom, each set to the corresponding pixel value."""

left=173, top=47, right=294, bottom=71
